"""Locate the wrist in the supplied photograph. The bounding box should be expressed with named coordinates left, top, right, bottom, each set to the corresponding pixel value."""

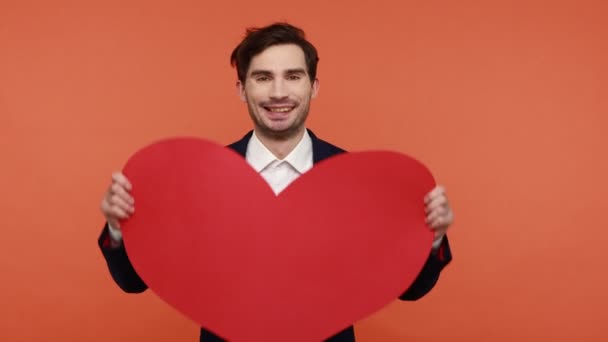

left=107, top=222, right=124, bottom=246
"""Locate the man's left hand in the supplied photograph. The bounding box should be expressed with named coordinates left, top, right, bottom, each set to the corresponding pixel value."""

left=424, top=185, right=454, bottom=241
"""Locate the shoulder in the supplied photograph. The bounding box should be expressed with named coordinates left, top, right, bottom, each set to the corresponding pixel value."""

left=313, top=134, right=346, bottom=154
left=226, top=131, right=253, bottom=157
left=225, top=129, right=348, bottom=161
left=307, top=129, right=347, bottom=163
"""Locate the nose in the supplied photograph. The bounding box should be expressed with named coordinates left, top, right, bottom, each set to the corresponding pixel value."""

left=269, top=79, right=288, bottom=100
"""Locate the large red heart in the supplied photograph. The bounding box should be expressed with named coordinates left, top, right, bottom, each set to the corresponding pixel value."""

left=121, top=137, right=435, bottom=342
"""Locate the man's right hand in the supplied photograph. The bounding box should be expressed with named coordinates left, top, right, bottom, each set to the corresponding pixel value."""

left=100, top=172, right=135, bottom=243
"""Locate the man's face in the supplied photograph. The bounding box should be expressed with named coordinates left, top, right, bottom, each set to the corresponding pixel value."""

left=238, top=44, right=319, bottom=139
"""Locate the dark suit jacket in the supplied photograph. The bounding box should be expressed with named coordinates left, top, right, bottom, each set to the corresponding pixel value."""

left=98, top=129, right=453, bottom=342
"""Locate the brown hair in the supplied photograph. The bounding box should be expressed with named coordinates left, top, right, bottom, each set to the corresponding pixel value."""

left=230, top=22, right=319, bottom=83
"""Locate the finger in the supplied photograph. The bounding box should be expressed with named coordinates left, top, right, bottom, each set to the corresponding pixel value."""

left=112, top=172, right=132, bottom=191
left=426, top=206, right=447, bottom=223
left=424, top=185, right=445, bottom=204
left=110, top=194, right=135, bottom=214
left=429, top=212, right=454, bottom=229
left=425, top=195, right=448, bottom=213
left=109, top=205, right=131, bottom=220
left=429, top=216, right=446, bottom=229
left=101, top=199, right=130, bottom=226
left=110, top=183, right=134, bottom=205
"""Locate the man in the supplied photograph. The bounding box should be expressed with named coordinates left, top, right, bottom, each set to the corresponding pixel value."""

left=98, top=22, right=454, bottom=341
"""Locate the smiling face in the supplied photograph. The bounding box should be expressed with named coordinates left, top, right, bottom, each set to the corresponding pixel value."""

left=238, top=44, right=319, bottom=140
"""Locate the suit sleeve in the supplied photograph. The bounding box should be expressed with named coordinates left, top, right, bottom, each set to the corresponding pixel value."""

left=399, top=235, right=452, bottom=301
left=98, top=223, right=148, bottom=293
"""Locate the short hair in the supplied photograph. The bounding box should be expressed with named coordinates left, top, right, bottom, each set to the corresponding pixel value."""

left=230, top=22, right=319, bottom=83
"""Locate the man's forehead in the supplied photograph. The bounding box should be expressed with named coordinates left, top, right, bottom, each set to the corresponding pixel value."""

left=248, top=44, right=307, bottom=74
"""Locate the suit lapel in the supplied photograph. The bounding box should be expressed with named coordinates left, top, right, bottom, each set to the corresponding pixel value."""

left=227, top=131, right=253, bottom=158
left=226, top=129, right=343, bottom=164
left=307, top=129, right=345, bottom=164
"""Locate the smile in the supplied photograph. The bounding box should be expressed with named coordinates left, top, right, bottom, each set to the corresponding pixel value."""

left=264, top=106, right=295, bottom=113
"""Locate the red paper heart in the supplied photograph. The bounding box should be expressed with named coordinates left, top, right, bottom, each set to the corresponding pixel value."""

left=121, top=137, right=435, bottom=342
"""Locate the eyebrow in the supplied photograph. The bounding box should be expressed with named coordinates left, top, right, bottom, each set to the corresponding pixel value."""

left=249, top=68, right=307, bottom=77
left=284, top=68, right=307, bottom=75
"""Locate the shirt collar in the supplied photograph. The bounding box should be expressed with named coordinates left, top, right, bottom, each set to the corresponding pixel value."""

left=246, top=129, right=313, bottom=173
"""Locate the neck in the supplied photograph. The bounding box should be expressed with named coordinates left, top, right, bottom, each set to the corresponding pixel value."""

left=255, top=127, right=306, bottom=160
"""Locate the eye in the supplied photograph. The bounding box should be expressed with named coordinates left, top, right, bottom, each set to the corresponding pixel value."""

left=256, top=76, right=271, bottom=82
left=287, top=74, right=301, bottom=81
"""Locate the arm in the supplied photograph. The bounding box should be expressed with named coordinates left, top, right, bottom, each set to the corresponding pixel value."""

left=399, top=185, right=455, bottom=300
left=98, top=223, right=148, bottom=293
left=98, top=172, right=148, bottom=293
left=399, top=235, right=452, bottom=300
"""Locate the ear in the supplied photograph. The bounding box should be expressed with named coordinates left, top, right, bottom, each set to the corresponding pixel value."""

left=311, top=78, right=320, bottom=99
left=236, top=80, right=246, bottom=102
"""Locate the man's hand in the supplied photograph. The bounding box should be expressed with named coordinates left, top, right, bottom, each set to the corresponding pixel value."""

left=100, top=172, right=135, bottom=239
left=424, top=185, right=454, bottom=241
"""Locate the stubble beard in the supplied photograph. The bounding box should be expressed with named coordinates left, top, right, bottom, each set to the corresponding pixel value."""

left=247, top=100, right=310, bottom=141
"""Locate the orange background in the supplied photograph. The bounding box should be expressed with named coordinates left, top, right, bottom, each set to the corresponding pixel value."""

left=1, top=0, right=607, bottom=341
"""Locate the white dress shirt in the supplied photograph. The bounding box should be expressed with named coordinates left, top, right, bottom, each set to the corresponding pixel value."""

left=246, top=129, right=314, bottom=195
left=108, top=128, right=443, bottom=249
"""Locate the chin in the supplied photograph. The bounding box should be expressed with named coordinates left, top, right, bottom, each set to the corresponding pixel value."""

left=264, top=119, right=295, bottom=132
left=260, top=125, right=301, bottom=139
